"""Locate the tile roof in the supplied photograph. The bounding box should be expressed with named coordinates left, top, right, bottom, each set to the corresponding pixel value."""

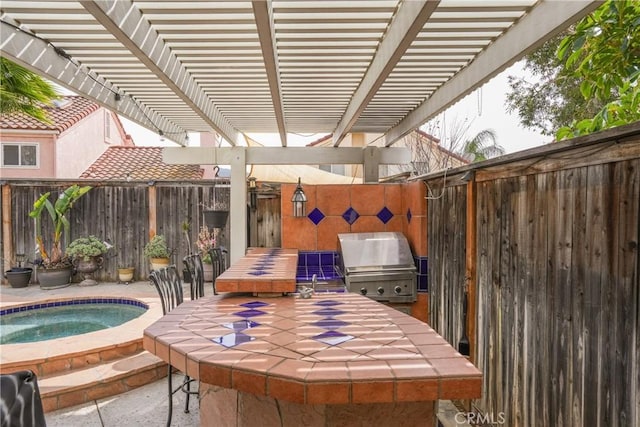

left=80, top=146, right=203, bottom=180
left=0, top=96, right=100, bottom=132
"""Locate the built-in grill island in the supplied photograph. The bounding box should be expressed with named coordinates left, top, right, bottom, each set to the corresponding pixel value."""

left=338, top=232, right=417, bottom=303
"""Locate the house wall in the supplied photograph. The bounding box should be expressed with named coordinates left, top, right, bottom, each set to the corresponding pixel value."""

left=0, top=132, right=56, bottom=179
left=281, top=181, right=429, bottom=322
left=56, top=109, right=121, bottom=179
left=1, top=108, right=131, bottom=179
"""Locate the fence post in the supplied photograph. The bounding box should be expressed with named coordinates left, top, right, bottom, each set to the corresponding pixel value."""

left=465, top=177, right=477, bottom=364
left=2, top=184, right=12, bottom=272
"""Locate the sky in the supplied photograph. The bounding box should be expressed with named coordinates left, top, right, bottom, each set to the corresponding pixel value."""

left=121, top=61, right=547, bottom=154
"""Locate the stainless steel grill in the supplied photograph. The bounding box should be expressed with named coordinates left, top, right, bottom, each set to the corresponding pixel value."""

left=338, top=232, right=417, bottom=303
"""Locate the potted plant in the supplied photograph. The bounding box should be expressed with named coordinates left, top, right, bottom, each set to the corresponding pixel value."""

left=117, top=266, right=135, bottom=284
left=29, top=184, right=92, bottom=289
left=144, top=234, right=171, bottom=270
left=66, top=235, right=108, bottom=286
left=196, top=225, right=216, bottom=282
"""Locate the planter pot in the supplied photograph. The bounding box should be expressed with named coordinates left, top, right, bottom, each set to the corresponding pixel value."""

left=38, top=266, right=72, bottom=290
left=150, top=257, right=170, bottom=271
left=203, top=262, right=213, bottom=282
left=203, top=210, right=229, bottom=229
left=118, top=267, right=135, bottom=284
left=4, top=267, right=32, bottom=288
left=74, top=255, right=104, bottom=286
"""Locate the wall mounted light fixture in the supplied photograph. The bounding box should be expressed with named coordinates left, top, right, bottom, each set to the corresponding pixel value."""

left=291, top=177, right=307, bottom=217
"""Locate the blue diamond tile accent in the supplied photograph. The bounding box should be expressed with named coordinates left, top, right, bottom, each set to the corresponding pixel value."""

left=234, top=309, right=267, bottom=318
left=312, top=307, right=345, bottom=317
left=314, top=318, right=350, bottom=329
left=241, top=301, right=269, bottom=308
left=313, top=300, right=343, bottom=307
left=376, top=206, right=394, bottom=224
left=313, top=330, right=354, bottom=346
left=307, top=208, right=325, bottom=225
left=212, top=332, right=255, bottom=347
left=407, top=208, right=412, bottom=223
left=223, top=320, right=261, bottom=331
left=342, top=207, right=360, bottom=225
left=248, top=270, right=268, bottom=276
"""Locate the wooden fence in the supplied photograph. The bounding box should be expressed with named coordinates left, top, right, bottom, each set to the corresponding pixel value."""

left=425, top=122, right=639, bottom=426
left=1, top=180, right=231, bottom=282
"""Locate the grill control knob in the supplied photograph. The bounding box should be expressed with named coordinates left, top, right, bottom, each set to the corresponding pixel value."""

left=394, top=286, right=402, bottom=294
left=377, top=287, right=384, bottom=295
left=360, top=288, right=367, bottom=296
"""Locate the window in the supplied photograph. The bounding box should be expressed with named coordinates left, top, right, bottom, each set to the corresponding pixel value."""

left=1, top=143, right=38, bottom=167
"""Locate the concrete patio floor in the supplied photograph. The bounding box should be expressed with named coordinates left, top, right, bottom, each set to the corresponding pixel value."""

left=45, top=373, right=199, bottom=427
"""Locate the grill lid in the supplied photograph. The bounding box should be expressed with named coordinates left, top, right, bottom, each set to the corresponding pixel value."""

left=338, top=232, right=415, bottom=271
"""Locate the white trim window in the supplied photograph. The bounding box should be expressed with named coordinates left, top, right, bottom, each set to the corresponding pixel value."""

left=104, top=110, right=112, bottom=142
left=1, top=143, right=39, bottom=167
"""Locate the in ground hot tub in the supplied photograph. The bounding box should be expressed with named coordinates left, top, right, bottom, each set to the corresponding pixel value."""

left=0, top=298, right=148, bottom=344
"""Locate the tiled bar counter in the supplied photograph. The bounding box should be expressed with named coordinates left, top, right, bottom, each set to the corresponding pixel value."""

left=143, top=250, right=481, bottom=426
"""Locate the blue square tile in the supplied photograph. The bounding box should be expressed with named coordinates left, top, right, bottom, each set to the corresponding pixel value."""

left=248, top=270, right=268, bottom=276
left=312, top=307, right=345, bottom=316
left=376, top=206, right=394, bottom=224
left=307, top=208, right=326, bottom=225
left=307, top=253, right=320, bottom=266
left=407, top=208, right=412, bottom=223
left=241, top=301, right=269, bottom=308
left=320, top=252, right=334, bottom=266
left=418, top=274, right=428, bottom=291
left=314, top=318, right=349, bottom=329
left=234, top=309, right=267, bottom=318
left=342, top=207, right=360, bottom=225
left=313, top=299, right=343, bottom=307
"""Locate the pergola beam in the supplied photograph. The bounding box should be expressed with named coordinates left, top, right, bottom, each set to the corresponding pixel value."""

left=162, top=146, right=411, bottom=166
left=332, top=0, right=440, bottom=147
left=383, top=0, right=603, bottom=146
left=252, top=0, right=287, bottom=147
left=0, top=19, right=186, bottom=144
left=80, top=0, right=242, bottom=146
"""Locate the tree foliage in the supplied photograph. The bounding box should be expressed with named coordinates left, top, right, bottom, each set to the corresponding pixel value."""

left=506, top=1, right=639, bottom=140
left=505, top=33, right=608, bottom=137
left=556, top=0, right=640, bottom=139
left=0, top=57, right=59, bottom=123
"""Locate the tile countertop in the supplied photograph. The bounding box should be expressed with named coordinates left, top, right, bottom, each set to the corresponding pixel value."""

left=143, top=292, right=481, bottom=405
left=214, top=248, right=298, bottom=293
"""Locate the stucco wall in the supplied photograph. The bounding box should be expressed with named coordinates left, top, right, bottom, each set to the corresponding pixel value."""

left=0, top=132, right=56, bottom=179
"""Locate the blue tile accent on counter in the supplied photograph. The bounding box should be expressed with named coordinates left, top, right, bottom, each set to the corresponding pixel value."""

left=314, top=330, right=354, bottom=346
left=407, top=208, right=412, bottom=223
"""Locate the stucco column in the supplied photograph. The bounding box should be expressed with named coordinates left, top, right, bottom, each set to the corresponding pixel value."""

left=229, top=147, right=247, bottom=264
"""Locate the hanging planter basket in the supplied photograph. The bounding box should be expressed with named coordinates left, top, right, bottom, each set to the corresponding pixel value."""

left=203, top=210, right=229, bottom=229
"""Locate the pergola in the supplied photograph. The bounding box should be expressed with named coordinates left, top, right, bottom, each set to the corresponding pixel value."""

left=0, top=0, right=601, bottom=261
